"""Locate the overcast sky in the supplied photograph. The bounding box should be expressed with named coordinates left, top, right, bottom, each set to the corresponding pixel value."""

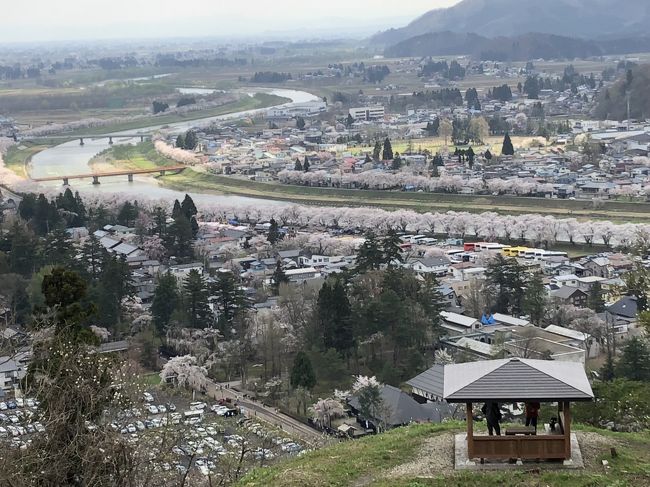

left=1, top=0, right=461, bottom=43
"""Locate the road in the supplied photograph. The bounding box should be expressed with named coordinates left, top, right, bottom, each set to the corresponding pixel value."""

left=204, top=380, right=326, bottom=445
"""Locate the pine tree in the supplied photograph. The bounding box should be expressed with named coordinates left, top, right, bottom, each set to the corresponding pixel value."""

left=373, top=140, right=382, bottom=161
left=296, top=117, right=306, bottom=130
left=382, top=137, right=394, bottom=160
left=522, top=272, right=547, bottom=325
left=167, top=214, right=194, bottom=261
left=175, top=134, right=185, bottom=148
left=587, top=282, right=606, bottom=313
left=501, top=133, right=515, bottom=156
left=79, top=234, right=103, bottom=281
left=303, top=156, right=310, bottom=172
left=267, top=218, right=281, bottom=245
left=183, top=130, right=198, bottom=150
left=94, top=253, right=134, bottom=328
left=346, top=113, right=355, bottom=128
left=152, top=206, right=168, bottom=239
left=152, top=272, right=179, bottom=334
left=271, top=261, right=289, bottom=294
left=290, top=351, right=316, bottom=390
left=485, top=149, right=493, bottom=161
left=391, top=152, right=402, bottom=170
left=616, top=337, right=650, bottom=381
left=172, top=199, right=183, bottom=219
left=181, top=194, right=198, bottom=220
left=294, top=158, right=303, bottom=171
left=117, top=201, right=138, bottom=227
left=211, top=271, right=249, bottom=329
left=42, top=229, right=74, bottom=268
left=381, top=229, right=403, bottom=266
left=355, top=231, right=383, bottom=273
left=318, top=279, right=353, bottom=355
left=182, top=269, right=212, bottom=328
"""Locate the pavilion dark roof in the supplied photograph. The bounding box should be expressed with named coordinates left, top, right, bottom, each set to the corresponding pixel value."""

left=407, top=358, right=594, bottom=403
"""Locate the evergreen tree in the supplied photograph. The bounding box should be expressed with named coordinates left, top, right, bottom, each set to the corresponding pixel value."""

left=522, top=272, right=547, bottom=325
left=182, top=269, right=212, bottom=328
left=117, top=201, right=138, bottom=227
left=501, top=133, right=515, bottom=156
left=485, top=149, right=493, bottom=161
left=372, top=140, right=382, bottom=161
left=42, top=229, right=74, bottom=268
left=167, top=214, right=194, bottom=261
left=151, top=272, right=179, bottom=334
left=294, top=158, right=303, bottom=171
left=271, top=261, right=289, bottom=294
left=94, top=253, right=134, bottom=328
left=33, top=194, right=60, bottom=236
left=79, top=235, right=103, bottom=281
left=175, top=134, right=185, bottom=148
left=211, top=271, right=249, bottom=330
left=346, top=113, right=355, bottom=128
left=9, top=223, right=37, bottom=276
left=355, top=231, right=383, bottom=273
left=152, top=206, right=168, bottom=239
left=381, top=229, right=403, bottom=266
left=303, top=156, right=310, bottom=172
left=391, top=152, right=402, bottom=170
left=616, top=337, right=650, bottom=381
left=296, top=117, right=306, bottom=130
left=41, top=267, right=95, bottom=339
left=180, top=194, right=197, bottom=220
left=290, top=351, right=316, bottom=390
left=317, top=279, right=353, bottom=355
left=587, top=282, right=606, bottom=313
left=267, top=218, right=281, bottom=245
left=172, top=200, right=183, bottom=219
left=183, top=130, right=198, bottom=150
left=382, top=137, right=393, bottom=160
left=486, top=255, right=527, bottom=314
left=18, top=193, right=37, bottom=222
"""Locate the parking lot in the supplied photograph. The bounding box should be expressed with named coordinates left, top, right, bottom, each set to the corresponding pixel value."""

left=1, top=389, right=307, bottom=482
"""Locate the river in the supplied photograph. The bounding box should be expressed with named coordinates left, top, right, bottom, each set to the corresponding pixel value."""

left=28, top=88, right=319, bottom=205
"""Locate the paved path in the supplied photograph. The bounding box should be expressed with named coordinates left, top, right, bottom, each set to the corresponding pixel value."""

left=204, top=380, right=325, bottom=444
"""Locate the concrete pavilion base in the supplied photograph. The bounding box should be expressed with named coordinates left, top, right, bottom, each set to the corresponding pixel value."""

left=454, top=434, right=584, bottom=471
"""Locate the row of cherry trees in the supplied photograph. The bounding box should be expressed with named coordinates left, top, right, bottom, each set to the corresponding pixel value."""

left=20, top=187, right=650, bottom=249
left=278, top=169, right=559, bottom=196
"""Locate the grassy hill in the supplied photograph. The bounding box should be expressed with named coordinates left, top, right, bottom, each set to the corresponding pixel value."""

left=238, top=422, right=650, bottom=487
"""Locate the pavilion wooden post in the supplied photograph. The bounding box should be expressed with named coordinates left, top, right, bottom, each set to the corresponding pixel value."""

left=466, top=402, right=474, bottom=458
left=564, top=401, right=572, bottom=460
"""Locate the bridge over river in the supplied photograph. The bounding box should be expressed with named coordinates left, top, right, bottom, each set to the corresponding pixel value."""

left=31, top=165, right=186, bottom=185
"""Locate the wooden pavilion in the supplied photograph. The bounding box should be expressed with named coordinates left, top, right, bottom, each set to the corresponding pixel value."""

left=408, top=358, right=594, bottom=462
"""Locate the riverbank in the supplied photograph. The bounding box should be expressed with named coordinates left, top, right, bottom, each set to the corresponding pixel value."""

left=4, top=142, right=53, bottom=178
left=158, top=169, right=650, bottom=223
left=65, top=93, right=289, bottom=136
left=89, top=141, right=179, bottom=172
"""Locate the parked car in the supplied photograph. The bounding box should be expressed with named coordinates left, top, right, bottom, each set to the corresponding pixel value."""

left=143, top=393, right=154, bottom=403
left=147, top=405, right=159, bottom=415
left=0, top=402, right=7, bottom=411
left=6, top=401, right=17, bottom=410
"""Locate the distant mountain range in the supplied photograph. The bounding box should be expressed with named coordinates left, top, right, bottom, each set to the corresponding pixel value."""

left=372, top=0, right=650, bottom=46
left=384, top=31, right=650, bottom=62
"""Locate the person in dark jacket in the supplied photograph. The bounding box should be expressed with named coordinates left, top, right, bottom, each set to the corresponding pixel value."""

left=525, top=402, right=541, bottom=431
left=482, top=401, right=502, bottom=436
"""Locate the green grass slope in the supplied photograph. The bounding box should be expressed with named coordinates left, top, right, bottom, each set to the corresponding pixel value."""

left=238, top=423, right=650, bottom=487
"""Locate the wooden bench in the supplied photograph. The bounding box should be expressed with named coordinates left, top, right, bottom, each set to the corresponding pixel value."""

left=505, top=426, right=536, bottom=436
